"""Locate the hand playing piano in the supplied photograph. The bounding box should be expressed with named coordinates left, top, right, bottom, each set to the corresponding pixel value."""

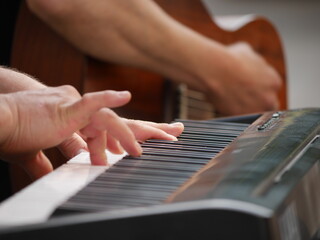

left=0, top=79, right=183, bottom=180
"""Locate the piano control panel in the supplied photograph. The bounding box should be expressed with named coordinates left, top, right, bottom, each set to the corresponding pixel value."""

left=257, top=111, right=282, bottom=131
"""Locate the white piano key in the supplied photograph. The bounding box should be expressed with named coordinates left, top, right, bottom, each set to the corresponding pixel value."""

left=0, top=151, right=126, bottom=227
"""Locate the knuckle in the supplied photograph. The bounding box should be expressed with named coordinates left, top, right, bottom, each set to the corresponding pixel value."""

left=274, top=76, right=283, bottom=90
left=268, top=69, right=283, bottom=90
left=103, top=108, right=118, bottom=119
left=81, top=93, right=93, bottom=104
left=81, top=92, right=99, bottom=107
left=58, top=85, right=81, bottom=99
left=125, top=119, right=143, bottom=129
left=59, top=85, right=77, bottom=94
left=263, top=94, right=279, bottom=110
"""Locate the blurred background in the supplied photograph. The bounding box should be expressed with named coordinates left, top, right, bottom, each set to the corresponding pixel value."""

left=202, top=0, right=320, bottom=110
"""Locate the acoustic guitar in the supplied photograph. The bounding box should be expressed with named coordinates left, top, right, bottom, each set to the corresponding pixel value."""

left=10, top=0, right=287, bottom=191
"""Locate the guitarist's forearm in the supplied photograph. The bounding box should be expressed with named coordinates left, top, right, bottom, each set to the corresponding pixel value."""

left=26, top=0, right=283, bottom=115
left=25, top=0, right=230, bottom=90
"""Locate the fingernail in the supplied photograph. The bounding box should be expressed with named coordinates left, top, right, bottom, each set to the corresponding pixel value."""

left=173, top=136, right=178, bottom=141
left=171, top=122, right=184, bottom=127
left=117, top=91, right=130, bottom=98
left=134, top=141, right=143, bottom=156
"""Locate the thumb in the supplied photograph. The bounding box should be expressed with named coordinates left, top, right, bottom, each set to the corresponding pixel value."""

left=58, top=133, right=88, bottom=159
left=20, top=151, right=53, bottom=180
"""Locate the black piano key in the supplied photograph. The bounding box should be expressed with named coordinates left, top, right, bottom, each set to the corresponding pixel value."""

left=181, top=121, right=247, bottom=128
left=112, top=163, right=199, bottom=172
left=103, top=167, right=195, bottom=179
left=125, top=155, right=210, bottom=164
left=182, top=125, right=242, bottom=134
left=181, top=129, right=240, bottom=138
left=77, top=187, right=170, bottom=199
left=176, top=119, right=250, bottom=128
left=145, top=139, right=229, bottom=148
left=183, top=125, right=246, bottom=132
left=86, top=181, right=177, bottom=192
left=87, top=192, right=165, bottom=203
left=178, top=134, right=236, bottom=142
left=89, top=182, right=178, bottom=195
left=140, top=142, right=223, bottom=153
left=59, top=200, right=155, bottom=212
left=73, top=191, right=167, bottom=203
left=141, top=148, right=217, bottom=159
left=90, top=184, right=184, bottom=196
left=61, top=197, right=159, bottom=210
left=114, top=159, right=203, bottom=172
left=96, top=173, right=189, bottom=186
left=87, top=181, right=176, bottom=193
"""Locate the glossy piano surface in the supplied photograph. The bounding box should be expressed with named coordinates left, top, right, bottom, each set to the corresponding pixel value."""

left=1, top=109, right=320, bottom=240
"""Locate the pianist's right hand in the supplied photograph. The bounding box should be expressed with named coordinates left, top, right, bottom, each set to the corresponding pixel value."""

left=0, top=67, right=184, bottom=180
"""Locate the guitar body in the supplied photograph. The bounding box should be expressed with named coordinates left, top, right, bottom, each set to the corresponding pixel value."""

left=10, top=0, right=287, bottom=191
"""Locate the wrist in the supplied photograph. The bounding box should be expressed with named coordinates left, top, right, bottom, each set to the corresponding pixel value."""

left=0, top=67, right=47, bottom=94
left=189, top=39, right=237, bottom=96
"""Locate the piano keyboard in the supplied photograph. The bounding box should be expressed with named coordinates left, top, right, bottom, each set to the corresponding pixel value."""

left=54, top=120, right=249, bottom=214
left=1, top=109, right=320, bottom=240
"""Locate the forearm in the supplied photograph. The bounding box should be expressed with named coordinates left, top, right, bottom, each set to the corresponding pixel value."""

left=0, top=66, right=46, bottom=93
left=26, top=0, right=282, bottom=115
left=26, top=0, right=232, bottom=92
